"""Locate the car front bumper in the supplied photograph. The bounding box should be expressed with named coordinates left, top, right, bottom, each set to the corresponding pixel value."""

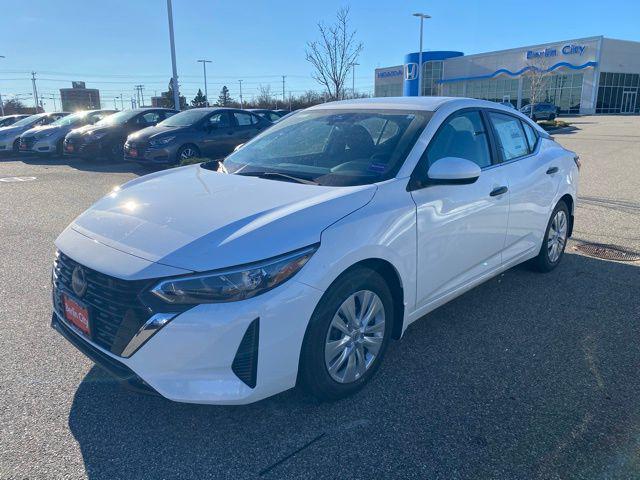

left=124, top=143, right=178, bottom=165
left=20, top=137, right=58, bottom=154
left=52, top=274, right=323, bottom=405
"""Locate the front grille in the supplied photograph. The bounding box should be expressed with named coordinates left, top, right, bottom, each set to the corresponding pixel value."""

left=52, top=251, right=153, bottom=356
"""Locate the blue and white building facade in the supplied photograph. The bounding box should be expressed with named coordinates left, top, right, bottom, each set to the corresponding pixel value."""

left=374, top=36, right=640, bottom=114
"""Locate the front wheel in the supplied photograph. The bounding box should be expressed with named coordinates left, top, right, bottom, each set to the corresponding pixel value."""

left=531, top=201, right=569, bottom=272
left=298, top=267, right=394, bottom=401
left=176, top=144, right=200, bottom=165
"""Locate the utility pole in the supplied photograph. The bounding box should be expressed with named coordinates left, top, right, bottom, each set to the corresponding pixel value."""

left=282, top=75, right=286, bottom=105
left=197, top=59, right=212, bottom=106
left=135, top=85, right=145, bottom=107
left=238, top=80, right=244, bottom=108
left=0, top=55, right=4, bottom=116
left=120, top=93, right=124, bottom=110
left=350, top=62, right=359, bottom=98
left=131, top=97, right=136, bottom=109
left=412, top=13, right=431, bottom=97
left=31, top=72, right=39, bottom=111
left=166, top=0, right=181, bottom=111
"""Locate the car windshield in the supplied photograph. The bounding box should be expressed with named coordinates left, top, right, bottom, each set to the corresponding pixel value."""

left=50, top=112, right=88, bottom=127
left=10, top=114, right=44, bottom=128
left=159, top=109, right=209, bottom=127
left=95, top=110, right=139, bottom=126
left=221, top=109, right=431, bottom=186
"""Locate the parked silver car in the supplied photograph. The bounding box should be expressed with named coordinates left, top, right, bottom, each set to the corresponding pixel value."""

left=19, top=110, right=116, bottom=156
left=0, top=112, right=69, bottom=153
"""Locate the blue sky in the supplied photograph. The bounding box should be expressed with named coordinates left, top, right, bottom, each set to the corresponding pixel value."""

left=1, top=0, right=639, bottom=111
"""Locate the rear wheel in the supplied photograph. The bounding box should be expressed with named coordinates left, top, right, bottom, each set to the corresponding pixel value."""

left=531, top=201, right=569, bottom=272
left=299, top=267, right=393, bottom=401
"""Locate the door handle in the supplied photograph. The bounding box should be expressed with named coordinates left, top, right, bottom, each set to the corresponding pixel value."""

left=546, top=166, right=559, bottom=174
left=490, top=186, right=508, bottom=197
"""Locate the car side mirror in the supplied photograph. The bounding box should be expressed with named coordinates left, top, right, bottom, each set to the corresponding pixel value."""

left=233, top=143, right=244, bottom=152
left=426, top=157, right=481, bottom=185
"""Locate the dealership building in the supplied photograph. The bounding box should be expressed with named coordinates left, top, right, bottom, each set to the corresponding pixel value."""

left=374, top=36, right=640, bottom=114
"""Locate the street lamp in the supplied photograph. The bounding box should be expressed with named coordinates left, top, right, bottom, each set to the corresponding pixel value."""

left=412, top=13, right=431, bottom=97
left=197, top=59, right=212, bottom=106
left=350, top=62, right=359, bottom=98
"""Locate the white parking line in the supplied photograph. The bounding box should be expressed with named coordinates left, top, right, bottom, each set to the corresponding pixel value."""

left=0, top=176, right=37, bottom=182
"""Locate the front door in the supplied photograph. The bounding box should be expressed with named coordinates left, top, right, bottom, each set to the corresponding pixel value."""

left=410, top=109, right=509, bottom=309
left=621, top=90, right=637, bottom=114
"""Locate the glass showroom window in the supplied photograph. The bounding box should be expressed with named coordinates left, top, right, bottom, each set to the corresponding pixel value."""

left=462, top=77, right=519, bottom=106
left=422, top=61, right=443, bottom=96
left=596, top=72, right=640, bottom=114
left=522, top=72, right=583, bottom=114
left=442, top=81, right=464, bottom=97
left=375, top=83, right=403, bottom=97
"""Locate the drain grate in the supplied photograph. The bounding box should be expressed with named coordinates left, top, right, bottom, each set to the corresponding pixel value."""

left=575, top=243, right=640, bottom=262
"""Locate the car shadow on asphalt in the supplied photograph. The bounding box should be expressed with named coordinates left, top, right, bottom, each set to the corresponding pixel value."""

left=0, top=154, right=162, bottom=174
left=67, top=252, right=640, bottom=479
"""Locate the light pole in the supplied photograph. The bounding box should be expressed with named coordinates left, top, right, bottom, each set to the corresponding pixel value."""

left=412, top=13, right=431, bottom=97
left=0, top=55, right=4, bottom=116
left=166, top=0, right=181, bottom=111
left=238, top=80, right=244, bottom=108
left=350, top=62, right=359, bottom=98
left=197, top=59, right=212, bottom=106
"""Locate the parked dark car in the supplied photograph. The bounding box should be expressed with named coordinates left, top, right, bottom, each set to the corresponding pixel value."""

left=0, top=114, right=30, bottom=127
left=247, top=109, right=285, bottom=122
left=520, top=102, right=558, bottom=121
left=124, top=108, right=271, bottom=166
left=63, top=108, right=177, bottom=160
left=19, top=109, right=116, bottom=156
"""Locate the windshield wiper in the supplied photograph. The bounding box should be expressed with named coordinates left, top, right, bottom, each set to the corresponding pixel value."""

left=236, top=171, right=318, bottom=185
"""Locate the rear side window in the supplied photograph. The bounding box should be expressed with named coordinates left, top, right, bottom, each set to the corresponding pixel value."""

left=233, top=112, right=260, bottom=126
left=521, top=120, right=538, bottom=151
left=488, top=112, right=530, bottom=161
left=426, top=110, right=492, bottom=168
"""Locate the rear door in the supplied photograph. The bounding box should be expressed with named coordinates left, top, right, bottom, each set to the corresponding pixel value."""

left=231, top=111, right=266, bottom=144
left=485, top=110, right=561, bottom=263
left=200, top=111, right=235, bottom=158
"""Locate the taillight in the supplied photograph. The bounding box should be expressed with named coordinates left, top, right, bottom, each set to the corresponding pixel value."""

left=573, top=155, right=581, bottom=170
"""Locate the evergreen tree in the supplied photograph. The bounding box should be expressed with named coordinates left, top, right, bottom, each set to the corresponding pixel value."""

left=217, top=86, right=233, bottom=107
left=191, top=89, right=207, bottom=107
left=160, top=79, right=187, bottom=109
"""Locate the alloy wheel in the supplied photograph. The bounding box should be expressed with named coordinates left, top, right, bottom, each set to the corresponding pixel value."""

left=547, top=209, right=568, bottom=263
left=324, top=290, right=385, bottom=384
left=180, top=147, right=197, bottom=160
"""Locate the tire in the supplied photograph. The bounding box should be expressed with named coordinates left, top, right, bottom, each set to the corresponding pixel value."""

left=12, top=139, right=20, bottom=152
left=55, top=139, right=64, bottom=157
left=298, top=267, right=394, bottom=401
left=176, top=144, right=200, bottom=165
left=530, top=200, right=570, bottom=272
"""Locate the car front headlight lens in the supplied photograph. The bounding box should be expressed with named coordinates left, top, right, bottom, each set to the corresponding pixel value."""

left=150, top=244, right=318, bottom=304
left=149, top=135, right=176, bottom=147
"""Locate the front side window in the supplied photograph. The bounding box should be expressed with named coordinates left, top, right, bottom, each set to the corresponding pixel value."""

left=488, top=112, right=530, bottom=161
left=208, top=112, right=231, bottom=128
left=221, top=109, right=432, bottom=186
left=426, top=110, right=492, bottom=168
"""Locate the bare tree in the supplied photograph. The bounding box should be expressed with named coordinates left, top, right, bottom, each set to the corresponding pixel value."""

left=525, top=56, right=552, bottom=116
left=255, top=84, right=274, bottom=108
left=305, top=7, right=363, bottom=100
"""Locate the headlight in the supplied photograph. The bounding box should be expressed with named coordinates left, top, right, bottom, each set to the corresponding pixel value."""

left=150, top=245, right=318, bottom=304
left=149, top=135, right=176, bottom=147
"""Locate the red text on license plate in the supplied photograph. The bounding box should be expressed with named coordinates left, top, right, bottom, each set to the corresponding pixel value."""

left=62, top=294, right=90, bottom=335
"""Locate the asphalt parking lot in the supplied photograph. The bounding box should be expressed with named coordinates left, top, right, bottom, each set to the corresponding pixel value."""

left=1, top=116, right=639, bottom=480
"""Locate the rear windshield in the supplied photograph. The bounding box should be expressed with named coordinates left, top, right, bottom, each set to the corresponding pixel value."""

left=222, top=109, right=432, bottom=186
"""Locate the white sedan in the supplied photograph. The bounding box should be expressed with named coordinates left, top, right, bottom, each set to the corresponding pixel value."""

left=51, top=97, right=579, bottom=404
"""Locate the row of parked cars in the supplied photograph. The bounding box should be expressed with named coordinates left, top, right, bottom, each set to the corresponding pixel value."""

left=0, top=107, right=290, bottom=166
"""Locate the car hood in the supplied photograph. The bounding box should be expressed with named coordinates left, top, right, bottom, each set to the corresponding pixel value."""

left=70, top=124, right=118, bottom=137
left=22, top=124, right=66, bottom=138
left=127, top=125, right=182, bottom=142
left=64, top=164, right=376, bottom=272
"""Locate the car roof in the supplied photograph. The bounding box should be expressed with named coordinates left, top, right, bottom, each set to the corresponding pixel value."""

left=307, top=96, right=519, bottom=112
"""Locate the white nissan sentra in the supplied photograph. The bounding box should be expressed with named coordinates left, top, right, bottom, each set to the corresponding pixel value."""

left=52, top=97, right=579, bottom=404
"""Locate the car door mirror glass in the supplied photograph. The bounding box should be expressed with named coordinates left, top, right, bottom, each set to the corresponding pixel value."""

left=427, top=157, right=481, bottom=185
